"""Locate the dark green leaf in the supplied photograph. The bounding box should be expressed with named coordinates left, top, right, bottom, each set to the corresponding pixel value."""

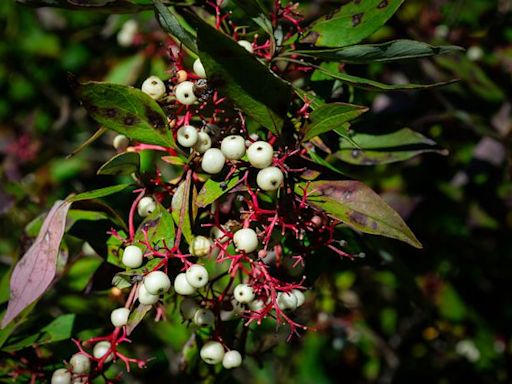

left=126, top=303, right=152, bottom=335
left=65, top=257, right=103, bottom=292
left=195, top=17, right=291, bottom=134
left=304, top=0, right=405, bottom=47
left=230, top=0, right=273, bottom=36
left=17, top=0, right=174, bottom=11
left=97, top=152, right=140, bottom=176
left=294, top=39, right=464, bottom=64
left=68, top=184, right=132, bottom=203
left=197, top=176, right=240, bottom=208
left=304, top=102, right=368, bottom=141
left=295, top=180, right=422, bottom=248
left=154, top=0, right=198, bottom=53
left=74, top=81, right=176, bottom=147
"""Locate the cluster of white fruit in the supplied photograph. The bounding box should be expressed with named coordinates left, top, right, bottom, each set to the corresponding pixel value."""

left=200, top=342, right=243, bottom=369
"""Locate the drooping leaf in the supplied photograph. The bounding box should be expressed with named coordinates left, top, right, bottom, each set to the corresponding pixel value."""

left=334, top=128, right=447, bottom=165
left=73, top=80, right=176, bottom=147
left=134, top=203, right=175, bottom=249
left=154, top=0, right=198, bottom=53
left=295, top=181, right=422, bottom=248
left=172, top=175, right=193, bottom=245
left=126, top=302, right=152, bottom=335
left=293, top=39, right=464, bottom=64
left=97, top=152, right=140, bottom=176
left=303, top=0, right=405, bottom=48
left=68, top=184, right=132, bottom=203
left=303, top=102, right=368, bottom=141
left=194, top=17, right=291, bottom=134
left=196, top=176, right=240, bottom=208
left=2, top=200, right=72, bottom=328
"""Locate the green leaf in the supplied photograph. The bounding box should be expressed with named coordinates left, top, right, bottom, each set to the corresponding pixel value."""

left=154, top=0, right=198, bottom=53
left=295, top=180, right=422, bottom=248
left=172, top=176, right=193, bottom=245
left=334, top=128, right=447, bottom=165
left=105, top=53, right=145, bottom=85
left=97, top=152, right=140, bottom=176
left=73, top=80, right=176, bottom=147
left=126, top=303, right=152, bottom=335
left=3, top=314, right=75, bottom=352
left=230, top=0, right=273, bottom=36
left=195, top=17, right=291, bottom=134
left=134, top=203, right=175, bottom=249
left=17, top=0, right=174, bottom=11
left=65, top=257, right=103, bottom=292
left=294, top=39, right=464, bottom=64
left=196, top=176, right=240, bottom=208
left=304, top=102, right=368, bottom=141
left=304, top=0, right=405, bottom=47
left=68, top=184, right=132, bottom=203
left=112, top=259, right=161, bottom=288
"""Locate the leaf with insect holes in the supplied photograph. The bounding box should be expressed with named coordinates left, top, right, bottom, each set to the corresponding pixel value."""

left=293, top=40, right=464, bottom=64
left=303, top=0, right=405, bottom=48
left=73, top=80, right=176, bottom=148
left=97, top=152, right=140, bottom=176
left=295, top=180, right=422, bottom=248
left=194, top=16, right=291, bottom=134
left=2, top=200, right=71, bottom=328
left=334, top=128, right=447, bottom=165
left=154, top=0, right=198, bottom=53
left=303, top=102, right=368, bottom=141
left=197, top=176, right=240, bottom=208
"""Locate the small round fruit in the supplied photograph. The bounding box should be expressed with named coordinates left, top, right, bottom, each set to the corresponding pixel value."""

left=277, top=291, right=298, bottom=311
left=141, top=76, right=166, bottom=100
left=113, top=134, right=129, bottom=151
left=220, top=135, right=246, bottom=160
left=193, top=131, right=212, bottom=154
left=223, top=350, right=242, bottom=369
left=201, top=148, right=226, bottom=174
left=193, top=58, right=206, bottom=78
left=247, top=141, right=273, bottom=168
left=233, top=228, right=258, bottom=253
left=138, top=283, right=159, bottom=305
left=137, top=196, right=156, bottom=217
left=180, top=298, right=199, bottom=320
left=174, top=272, right=196, bottom=296
left=51, top=368, right=71, bottom=384
left=176, top=69, right=188, bottom=83
left=238, top=40, right=253, bottom=53
left=143, top=271, right=171, bottom=295
left=117, top=19, right=138, bottom=47
left=93, top=341, right=113, bottom=363
left=185, top=264, right=209, bottom=288
left=200, top=341, right=225, bottom=364
left=193, top=308, right=215, bottom=327
left=177, top=125, right=199, bottom=148
left=249, top=299, right=266, bottom=312
left=110, top=307, right=130, bottom=327
left=122, top=245, right=143, bottom=268
left=189, top=235, right=211, bottom=257
left=292, top=289, right=305, bottom=307
left=233, top=284, right=255, bottom=304
left=256, top=166, right=284, bottom=191
left=70, top=353, right=90, bottom=374
left=175, top=81, right=197, bottom=105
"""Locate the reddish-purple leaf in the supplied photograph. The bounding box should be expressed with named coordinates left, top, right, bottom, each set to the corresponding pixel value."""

left=1, top=200, right=71, bottom=328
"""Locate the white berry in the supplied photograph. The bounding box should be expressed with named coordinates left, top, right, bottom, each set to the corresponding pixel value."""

left=247, top=141, right=273, bottom=168
left=117, top=19, right=138, bottom=47
left=238, top=40, right=253, bottom=53
left=222, top=350, right=243, bottom=369
left=51, top=368, right=71, bottom=384
left=137, top=196, right=156, bottom=217
left=174, top=272, right=196, bottom=295
left=189, top=235, right=211, bottom=257
left=277, top=291, right=298, bottom=311
left=200, top=341, right=224, bottom=364
left=193, top=308, right=215, bottom=327
left=256, top=166, right=284, bottom=191
left=122, top=245, right=143, bottom=268
left=180, top=298, right=199, bottom=320
left=177, top=125, right=198, bottom=148
left=141, top=76, right=166, bottom=100
left=233, top=228, right=258, bottom=253
left=221, top=135, right=246, bottom=160
left=143, top=271, right=171, bottom=295
left=233, top=283, right=255, bottom=304
left=249, top=299, right=266, bottom=312
left=138, top=283, right=159, bottom=305
left=175, top=81, right=197, bottom=105
left=201, top=148, right=226, bottom=174
left=185, top=264, right=209, bottom=288
left=110, top=307, right=130, bottom=327
left=70, top=353, right=90, bottom=374
left=93, top=341, right=113, bottom=363
left=193, top=131, right=212, bottom=154
left=193, top=58, right=206, bottom=78
left=292, top=289, right=305, bottom=307
left=112, top=134, right=129, bottom=151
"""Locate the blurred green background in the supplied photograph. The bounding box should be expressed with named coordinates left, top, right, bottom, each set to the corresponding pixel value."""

left=1, top=0, right=512, bottom=382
